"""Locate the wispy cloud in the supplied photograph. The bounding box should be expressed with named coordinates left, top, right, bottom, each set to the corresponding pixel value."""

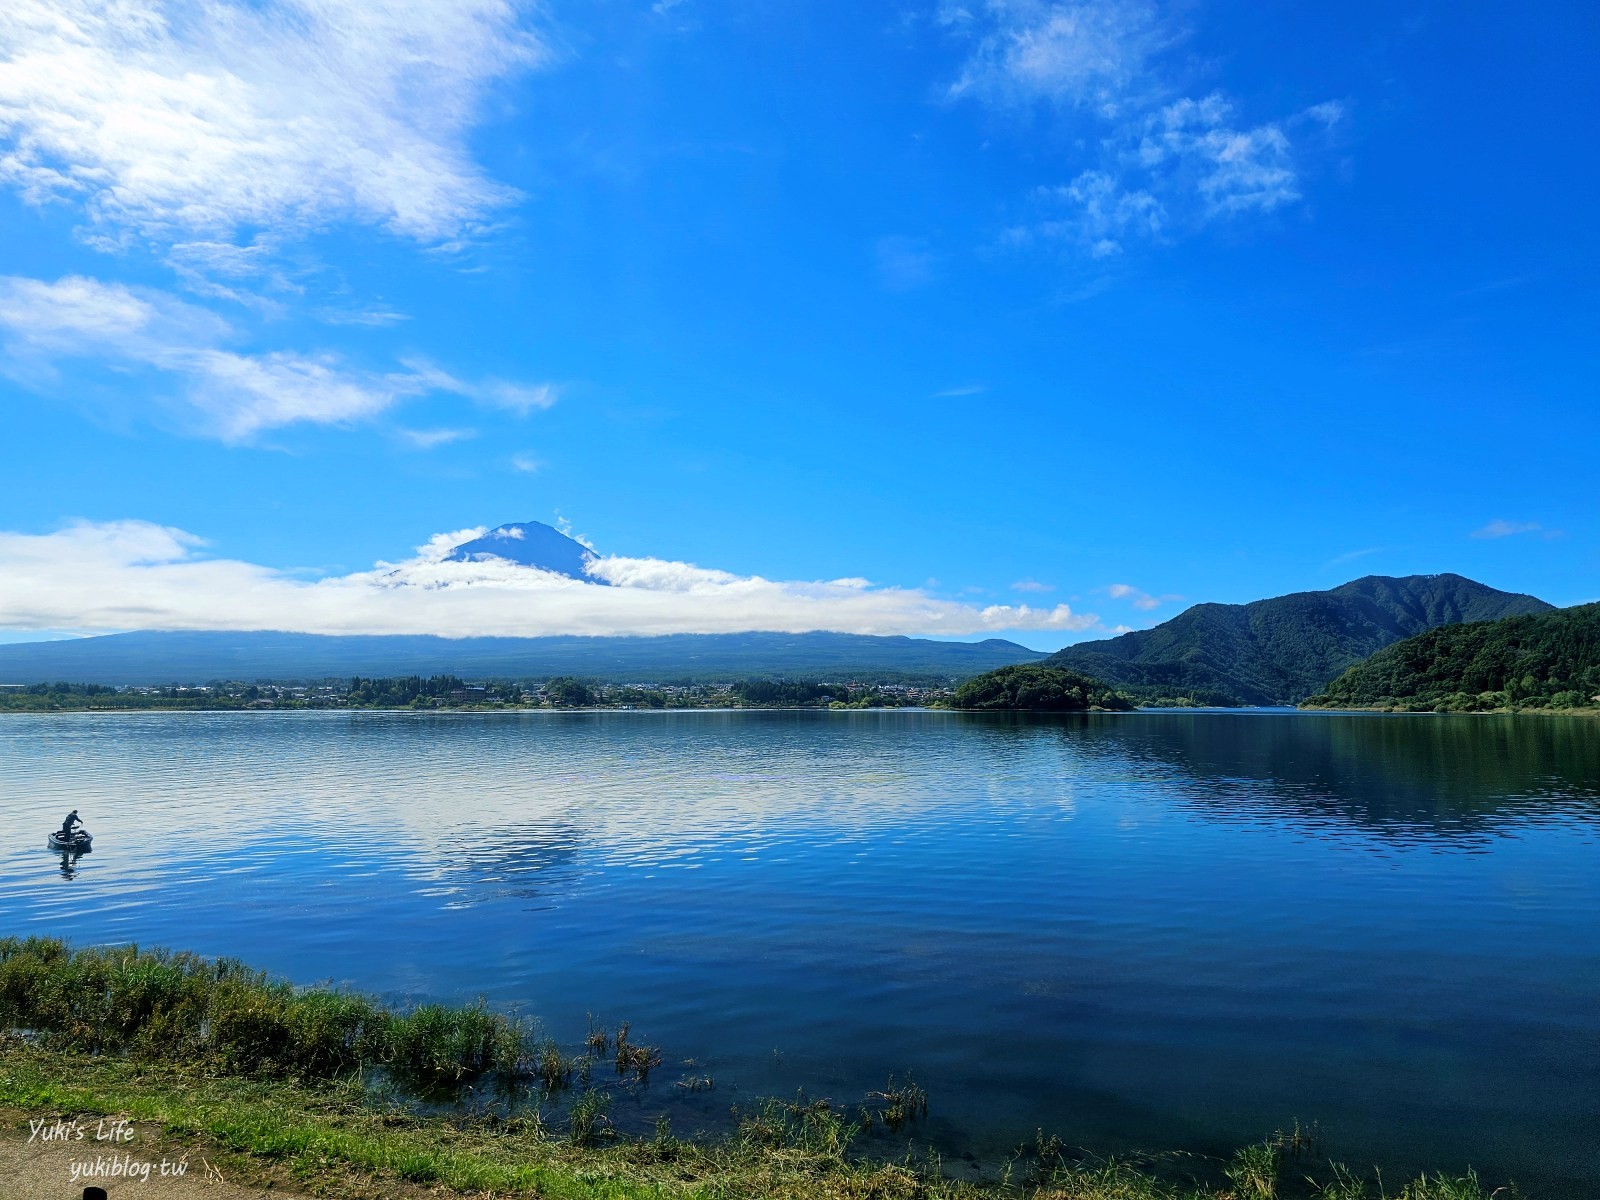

left=0, top=3, right=558, bottom=454
left=1011, top=578, right=1054, bottom=592
left=0, top=0, right=544, bottom=248
left=943, top=0, right=1166, bottom=112
left=945, top=1, right=1343, bottom=257
left=0, top=275, right=553, bottom=441
left=510, top=452, right=543, bottom=473
left=1470, top=519, right=1559, bottom=540
left=933, top=383, right=988, bottom=397
left=0, top=520, right=1106, bottom=639
left=1105, top=582, right=1181, bottom=611
left=485, top=382, right=560, bottom=414
left=397, top=361, right=560, bottom=415
left=1321, top=546, right=1385, bottom=571
left=398, top=428, right=476, bottom=450
left=317, top=308, right=412, bottom=328
left=1023, top=169, right=1164, bottom=258
left=875, top=235, right=937, bottom=291
left=163, top=237, right=297, bottom=309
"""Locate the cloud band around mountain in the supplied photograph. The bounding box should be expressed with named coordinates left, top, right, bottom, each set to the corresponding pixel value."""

left=0, top=521, right=1100, bottom=639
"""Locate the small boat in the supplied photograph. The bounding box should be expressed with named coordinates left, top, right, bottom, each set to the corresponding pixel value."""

left=47, top=828, right=92, bottom=852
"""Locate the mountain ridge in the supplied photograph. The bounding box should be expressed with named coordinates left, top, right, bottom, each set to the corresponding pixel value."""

left=444, top=521, right=605, bottom=583
left=1045, top=573, right=1553, bottom=706
left=0, top=630, right=1044, bottom=686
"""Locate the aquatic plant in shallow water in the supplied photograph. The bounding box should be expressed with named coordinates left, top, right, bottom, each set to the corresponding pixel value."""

left=1224, top=1142, right=1281, bottom=1198
left=568, top=1087, right=613, bottom=1147
left=738, top=1093, right=859, bottom=1159
left=611, top=1019, right=662, bottom=1081
left=535, top=1039, right=576, bottom=1091
left=384, top=1001, right=527, bottom=1088
left=864, top=1074, right=928, bottom=1132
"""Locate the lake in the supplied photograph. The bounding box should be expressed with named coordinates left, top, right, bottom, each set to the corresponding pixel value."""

left=1, top=710, right=1596, bottom=1195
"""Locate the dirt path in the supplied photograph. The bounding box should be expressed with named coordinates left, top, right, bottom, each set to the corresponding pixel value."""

left=0, top=1117, right=298, bottom=1200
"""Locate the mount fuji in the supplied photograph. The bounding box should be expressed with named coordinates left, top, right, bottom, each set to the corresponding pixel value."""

left=444, top=521, right=607, bottom=583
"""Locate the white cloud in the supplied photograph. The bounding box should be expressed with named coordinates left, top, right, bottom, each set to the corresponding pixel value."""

left=945, top=2, right=1342, bottom=255
left=510, top=452, right=543, bottom=473
left=1141, top=94, right=1303, bottom=216
left=933, top=383, right=987, bottom=397
left=0, top=5, right=555, bottom=449
left=0, top=0, right=543, bottom=247
left=944, top=0, right=1164, bottom=113
left=397, top=360, right=559, bottom=415
left=0, top=520, right=1106, bottom=640
left=0, top=274, right=554, bottom=440
left=1011, top=578, right=1054, bottom=592
left=1028, top=169, right=1164, bottom=256
left=550, top=513, right=595, bottom=550
left=398, top=427, right=476, bottom=449
left=485, top=382, right=560, bottom=413
left=317, top=308, right=411, bottom=328
left=163, top=237, right=296, bottom=308
left=1106, top=582, right=1180, bottom=611
left=1470, top=519, right=1546, bottom=540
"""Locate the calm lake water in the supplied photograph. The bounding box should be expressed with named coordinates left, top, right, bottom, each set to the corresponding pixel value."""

left=2, top=710, right=1596, bottom=1195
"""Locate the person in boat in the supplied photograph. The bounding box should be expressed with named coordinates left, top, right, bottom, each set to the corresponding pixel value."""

left=60, top=810, right=81, bottom=839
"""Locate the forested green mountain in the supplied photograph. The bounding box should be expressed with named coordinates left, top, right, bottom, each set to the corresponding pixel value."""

left=0, top=629, right=1043, bottom=686
left=1045, top=574, right=1552, bottom=706
left=950, top=664, right=1134, bottom=712
left=1303, top=602, right=1600, bottom=711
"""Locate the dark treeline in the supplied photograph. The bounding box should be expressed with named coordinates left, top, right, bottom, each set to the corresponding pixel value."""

left=730, top=680, right=913, bottom=708
left=951, top=665, right=1134, bottom=712
left=1305, top=602, right=1600, bottom=712
left=9, top=682, right=117, bottom=697
left=0, top=675, right=948, bottom=712
left=0, top=682, right=231, bottom=711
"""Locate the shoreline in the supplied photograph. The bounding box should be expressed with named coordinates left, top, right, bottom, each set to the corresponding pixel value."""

left=3, top=700, right=1596, bottom=717
left=0, top=1040, right=1506, bottom=1200
left=1296, top=703, right=1599, bottom=716
left=0, top=939, right=1518, bottom=1200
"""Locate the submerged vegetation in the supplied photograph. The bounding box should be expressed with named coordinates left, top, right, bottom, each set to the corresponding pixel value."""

left=0, top=938, right=1516, bottom=1199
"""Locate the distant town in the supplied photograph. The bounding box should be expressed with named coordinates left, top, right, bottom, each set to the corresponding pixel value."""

left=0, top=675, right=956, bottom=713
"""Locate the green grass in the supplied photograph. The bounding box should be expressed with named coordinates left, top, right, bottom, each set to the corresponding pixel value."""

left=0, top=936, right=530, bottom=1089
left=0, top=938, right=1522, bottom=1200
left=0, top=1042, right=1519, bottom=1200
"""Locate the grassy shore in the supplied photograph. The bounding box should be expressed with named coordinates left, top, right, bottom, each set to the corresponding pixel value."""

left=0, top=939, right=1511, bottom=1200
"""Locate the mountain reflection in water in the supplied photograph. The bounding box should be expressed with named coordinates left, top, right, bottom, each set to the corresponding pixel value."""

left=969, top=709, right=1600, bottom=840
left=1, top=709, right=1595, bottom=1197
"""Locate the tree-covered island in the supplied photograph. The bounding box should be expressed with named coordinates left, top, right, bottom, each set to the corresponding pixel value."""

left=949, top=664, right=1135, bottom=712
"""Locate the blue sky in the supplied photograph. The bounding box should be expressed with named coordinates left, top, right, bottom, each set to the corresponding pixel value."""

left=0, top=0, right=1594, bottom=650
